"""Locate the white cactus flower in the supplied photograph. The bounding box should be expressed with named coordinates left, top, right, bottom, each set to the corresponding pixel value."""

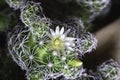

left=49, top=26, right=76, bottom=52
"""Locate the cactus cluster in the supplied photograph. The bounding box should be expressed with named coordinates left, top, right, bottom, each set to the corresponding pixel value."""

left=56, top=0, right=110, bottom=23
left=5, top=0, right=116, bottom=80
left=97, top=59, right=120, bottom=80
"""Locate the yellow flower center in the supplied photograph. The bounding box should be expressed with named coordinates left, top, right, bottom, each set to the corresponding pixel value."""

left=54, top=39, right=60, bottom=46
left=52, top=36, right=63, bottom=50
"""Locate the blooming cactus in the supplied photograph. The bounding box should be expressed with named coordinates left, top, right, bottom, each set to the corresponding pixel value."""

left=8, top=24, right=84, bottom=80
left=6, top=0, right=110, bottom=80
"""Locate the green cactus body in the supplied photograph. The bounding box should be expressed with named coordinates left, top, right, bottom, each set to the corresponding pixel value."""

left=97, top=59, right=120, bottom=80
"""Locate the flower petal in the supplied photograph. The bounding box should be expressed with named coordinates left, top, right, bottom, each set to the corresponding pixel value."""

left=64, top=29, right=70, bottom=36
left=55, top=26, right=60, bottom=35
left=65, top=37, right=76, bottom=42
left=67, top=47, right=74, bottom=51
left=60, top=27, right=64, bottom=35
left=50, top=29, right=55, bottom=37
left=64, top=42, right=71, bottom=47
left=66, top=42, right=75, bottom=47
left=61, top=34, right=66, bottom=40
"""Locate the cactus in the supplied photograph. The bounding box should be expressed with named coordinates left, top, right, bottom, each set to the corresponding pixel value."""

left=97, top=59, right=120, bottom=80
left=56, top=0, right=111, bottom=23
left=4, top=0, right=115, bottom=80
left=5, top=0, right=25, bottom=10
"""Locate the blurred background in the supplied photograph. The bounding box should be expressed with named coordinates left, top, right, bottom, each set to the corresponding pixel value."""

left=0, top=0, right=120, bottom=80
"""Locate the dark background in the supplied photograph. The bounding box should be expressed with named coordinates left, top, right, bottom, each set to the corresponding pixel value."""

left=0, top=0, right=120, bottom=80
